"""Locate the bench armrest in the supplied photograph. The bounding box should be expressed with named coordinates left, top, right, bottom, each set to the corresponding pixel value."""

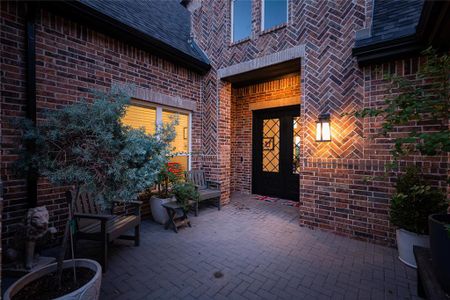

left=73, top=213, right=114, bottom=221
left=206, top=181, right=221, bottom=189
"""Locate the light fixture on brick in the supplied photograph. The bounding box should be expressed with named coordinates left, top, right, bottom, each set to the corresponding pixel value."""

left=316, top=113, right=331, bottom=142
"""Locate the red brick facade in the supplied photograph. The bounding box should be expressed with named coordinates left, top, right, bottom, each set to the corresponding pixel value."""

left=190, top=0, right=449, bottom=246
left=1, top=0, right=449, bottom=250
left=1, top=2, right=203, bottom=244
left=231, top=74, right=301, bottom=193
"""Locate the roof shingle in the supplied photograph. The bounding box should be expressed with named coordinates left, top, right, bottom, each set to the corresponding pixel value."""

left=78, top=0, right=209, bottom=64
left=355, top=0, right=425, bottom=47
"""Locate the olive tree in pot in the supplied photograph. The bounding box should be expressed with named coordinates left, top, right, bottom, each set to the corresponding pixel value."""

left=390, top=167, right=447, bottom=268
left=5, top=87, right=174, bottom=300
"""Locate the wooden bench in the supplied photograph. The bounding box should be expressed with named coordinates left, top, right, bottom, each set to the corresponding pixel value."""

left=68, top=189, right=142, bottom=272
left=187, top=170, right=221, bottom=216
left=413, top=246, right=449, bottom=300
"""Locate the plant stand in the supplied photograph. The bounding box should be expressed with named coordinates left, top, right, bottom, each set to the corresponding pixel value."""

left=413, top=246, right=449, bottom=300
left=162, top=201, right=194, bottom=233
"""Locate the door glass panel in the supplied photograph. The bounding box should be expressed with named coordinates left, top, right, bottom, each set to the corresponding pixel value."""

left=293, top=116, right=301, bottom=174
left=262, top=118, right=280, bottom=172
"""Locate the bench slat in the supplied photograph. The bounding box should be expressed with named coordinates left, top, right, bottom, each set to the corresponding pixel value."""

left=68, top=187, right=142, bottom=272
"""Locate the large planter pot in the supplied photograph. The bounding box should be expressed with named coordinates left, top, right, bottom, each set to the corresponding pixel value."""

left=396, top=228, right=429, bottom=268
left=429, top=213, right=450, bottom=294
left=4, top=259, right=101, bottom=300
left=150, top=195, right=174, bottom=224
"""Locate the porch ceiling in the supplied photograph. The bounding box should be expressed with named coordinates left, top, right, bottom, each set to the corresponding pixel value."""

left=222, top=59, right=301, bottom=87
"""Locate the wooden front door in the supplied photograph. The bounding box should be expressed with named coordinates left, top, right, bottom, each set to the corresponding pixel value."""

left=252, top=105, right=300, bottom=201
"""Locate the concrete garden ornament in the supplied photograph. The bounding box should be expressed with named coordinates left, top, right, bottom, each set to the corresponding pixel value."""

left=5, top=206, right=56, bottom=270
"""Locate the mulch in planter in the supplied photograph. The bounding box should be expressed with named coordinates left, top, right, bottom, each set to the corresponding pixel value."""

left=13, top=267, right=95, bottom=300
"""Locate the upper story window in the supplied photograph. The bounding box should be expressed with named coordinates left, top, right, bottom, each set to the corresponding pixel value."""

left=231, top=0, right=252, bottom=42
left=262, top=0, right=288, bottom=31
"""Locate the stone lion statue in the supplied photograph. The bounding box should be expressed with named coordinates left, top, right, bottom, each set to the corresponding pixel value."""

left=6, top=206, right=56, bottom=270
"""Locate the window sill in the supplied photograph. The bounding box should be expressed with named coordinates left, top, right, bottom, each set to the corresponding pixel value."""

left=230, top=37, right=251, bottom=47
left=260, top=23, right=287, bottom=36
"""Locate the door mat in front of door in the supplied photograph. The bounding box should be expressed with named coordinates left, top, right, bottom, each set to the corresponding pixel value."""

left=253, top=195, right=299, bottom=207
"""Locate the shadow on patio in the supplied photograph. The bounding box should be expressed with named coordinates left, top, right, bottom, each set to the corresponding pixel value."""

left=82, top=193, right=418, bottom=300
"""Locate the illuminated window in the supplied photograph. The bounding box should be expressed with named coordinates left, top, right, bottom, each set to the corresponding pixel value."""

left=122, top=105, right=156, bottom=135
left=122, top=102, right=191, bottom=172
left=162, top=110, right=190, bottom=172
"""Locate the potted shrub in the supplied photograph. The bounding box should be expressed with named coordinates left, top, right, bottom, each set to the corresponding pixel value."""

left=172, top=180, right=199, bottom=212
left=390, top=166, right=447, bottom=268
left=149, top=162, right=183, bottom=224
left=428, top=213, right=450, bottom=293
left=348, top=49, right=449, bottom=273
left=5, top=88, right=174, bottom=299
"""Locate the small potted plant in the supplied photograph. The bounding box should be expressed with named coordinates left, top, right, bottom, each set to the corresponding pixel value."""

left=428, top=211, right=450, bottom=293
left=390, top=166, right=447, bottom=268
left=172, top=180, right=199, bottom=212
left=149, top=162, right=183, bottom=224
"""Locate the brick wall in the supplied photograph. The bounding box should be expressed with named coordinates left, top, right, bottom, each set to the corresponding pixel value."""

left=299, top=57, right=449, bottom=246
left=231, top=74, right=301, bottom=193
left=1, top=2, right=203, bottom=245
left=1, top=1, right=28, bottom=246
left=2, top=0, right=448, bottom=250
left=191, top=0, right=449, bottom=245
left=192, top=0, right=368, bottom=202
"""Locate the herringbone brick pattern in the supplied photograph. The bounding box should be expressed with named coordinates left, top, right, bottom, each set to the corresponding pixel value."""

left=190, top=0, right=449, bottom=246
left=83, top=194, right=419, bottom=300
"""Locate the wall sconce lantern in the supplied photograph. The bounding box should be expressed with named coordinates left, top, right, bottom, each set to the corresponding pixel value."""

left=316, top=113, right=331, bottom=142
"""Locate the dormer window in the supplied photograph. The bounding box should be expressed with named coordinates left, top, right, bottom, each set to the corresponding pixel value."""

left=262, top=0, right=288, bottom=31
left=231, top=0, right=252, bottom=42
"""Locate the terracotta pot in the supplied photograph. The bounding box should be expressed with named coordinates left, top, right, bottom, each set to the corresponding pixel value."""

left=396, top=228, right=429, bottom=268
left=4, top=259, right=101, bottom=300
left=429, top=213, right=450, bottom=294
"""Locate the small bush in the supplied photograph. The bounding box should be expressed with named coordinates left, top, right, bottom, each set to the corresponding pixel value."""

left=172, top=181, right=198, bottom=211
left=390, top=167, right=447, bottom=234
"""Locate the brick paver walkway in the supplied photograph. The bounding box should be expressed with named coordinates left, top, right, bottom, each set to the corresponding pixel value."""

left=95, top=193, right=418, bottom=300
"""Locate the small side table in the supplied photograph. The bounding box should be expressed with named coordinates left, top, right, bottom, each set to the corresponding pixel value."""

left=162, top=200, right=194, bottom=233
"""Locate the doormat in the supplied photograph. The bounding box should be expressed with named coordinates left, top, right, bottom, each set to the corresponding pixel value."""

left=253, top=195, right=299, bottom=207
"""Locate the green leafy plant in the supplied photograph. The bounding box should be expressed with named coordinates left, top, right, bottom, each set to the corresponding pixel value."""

left=349, top=48, right=450, bottom=160
left=347, top=48, right=450, bottom=234
left=172, top=181, right=199, bottom=211
left=18, top=86, right=174, bottom=288
left=390, top=167, right=447, bottom=234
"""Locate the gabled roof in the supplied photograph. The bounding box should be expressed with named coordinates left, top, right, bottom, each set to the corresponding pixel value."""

left=45, top=0, right=210, bottom=73
left=355, top=0, right=424, bottom=48
left=77, top=0, right=209, bottom=66
left=353, top=0, right=450, bottom=64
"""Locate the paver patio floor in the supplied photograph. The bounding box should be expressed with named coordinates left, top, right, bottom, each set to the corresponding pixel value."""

left=95, top=193, right=418, bottom=300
